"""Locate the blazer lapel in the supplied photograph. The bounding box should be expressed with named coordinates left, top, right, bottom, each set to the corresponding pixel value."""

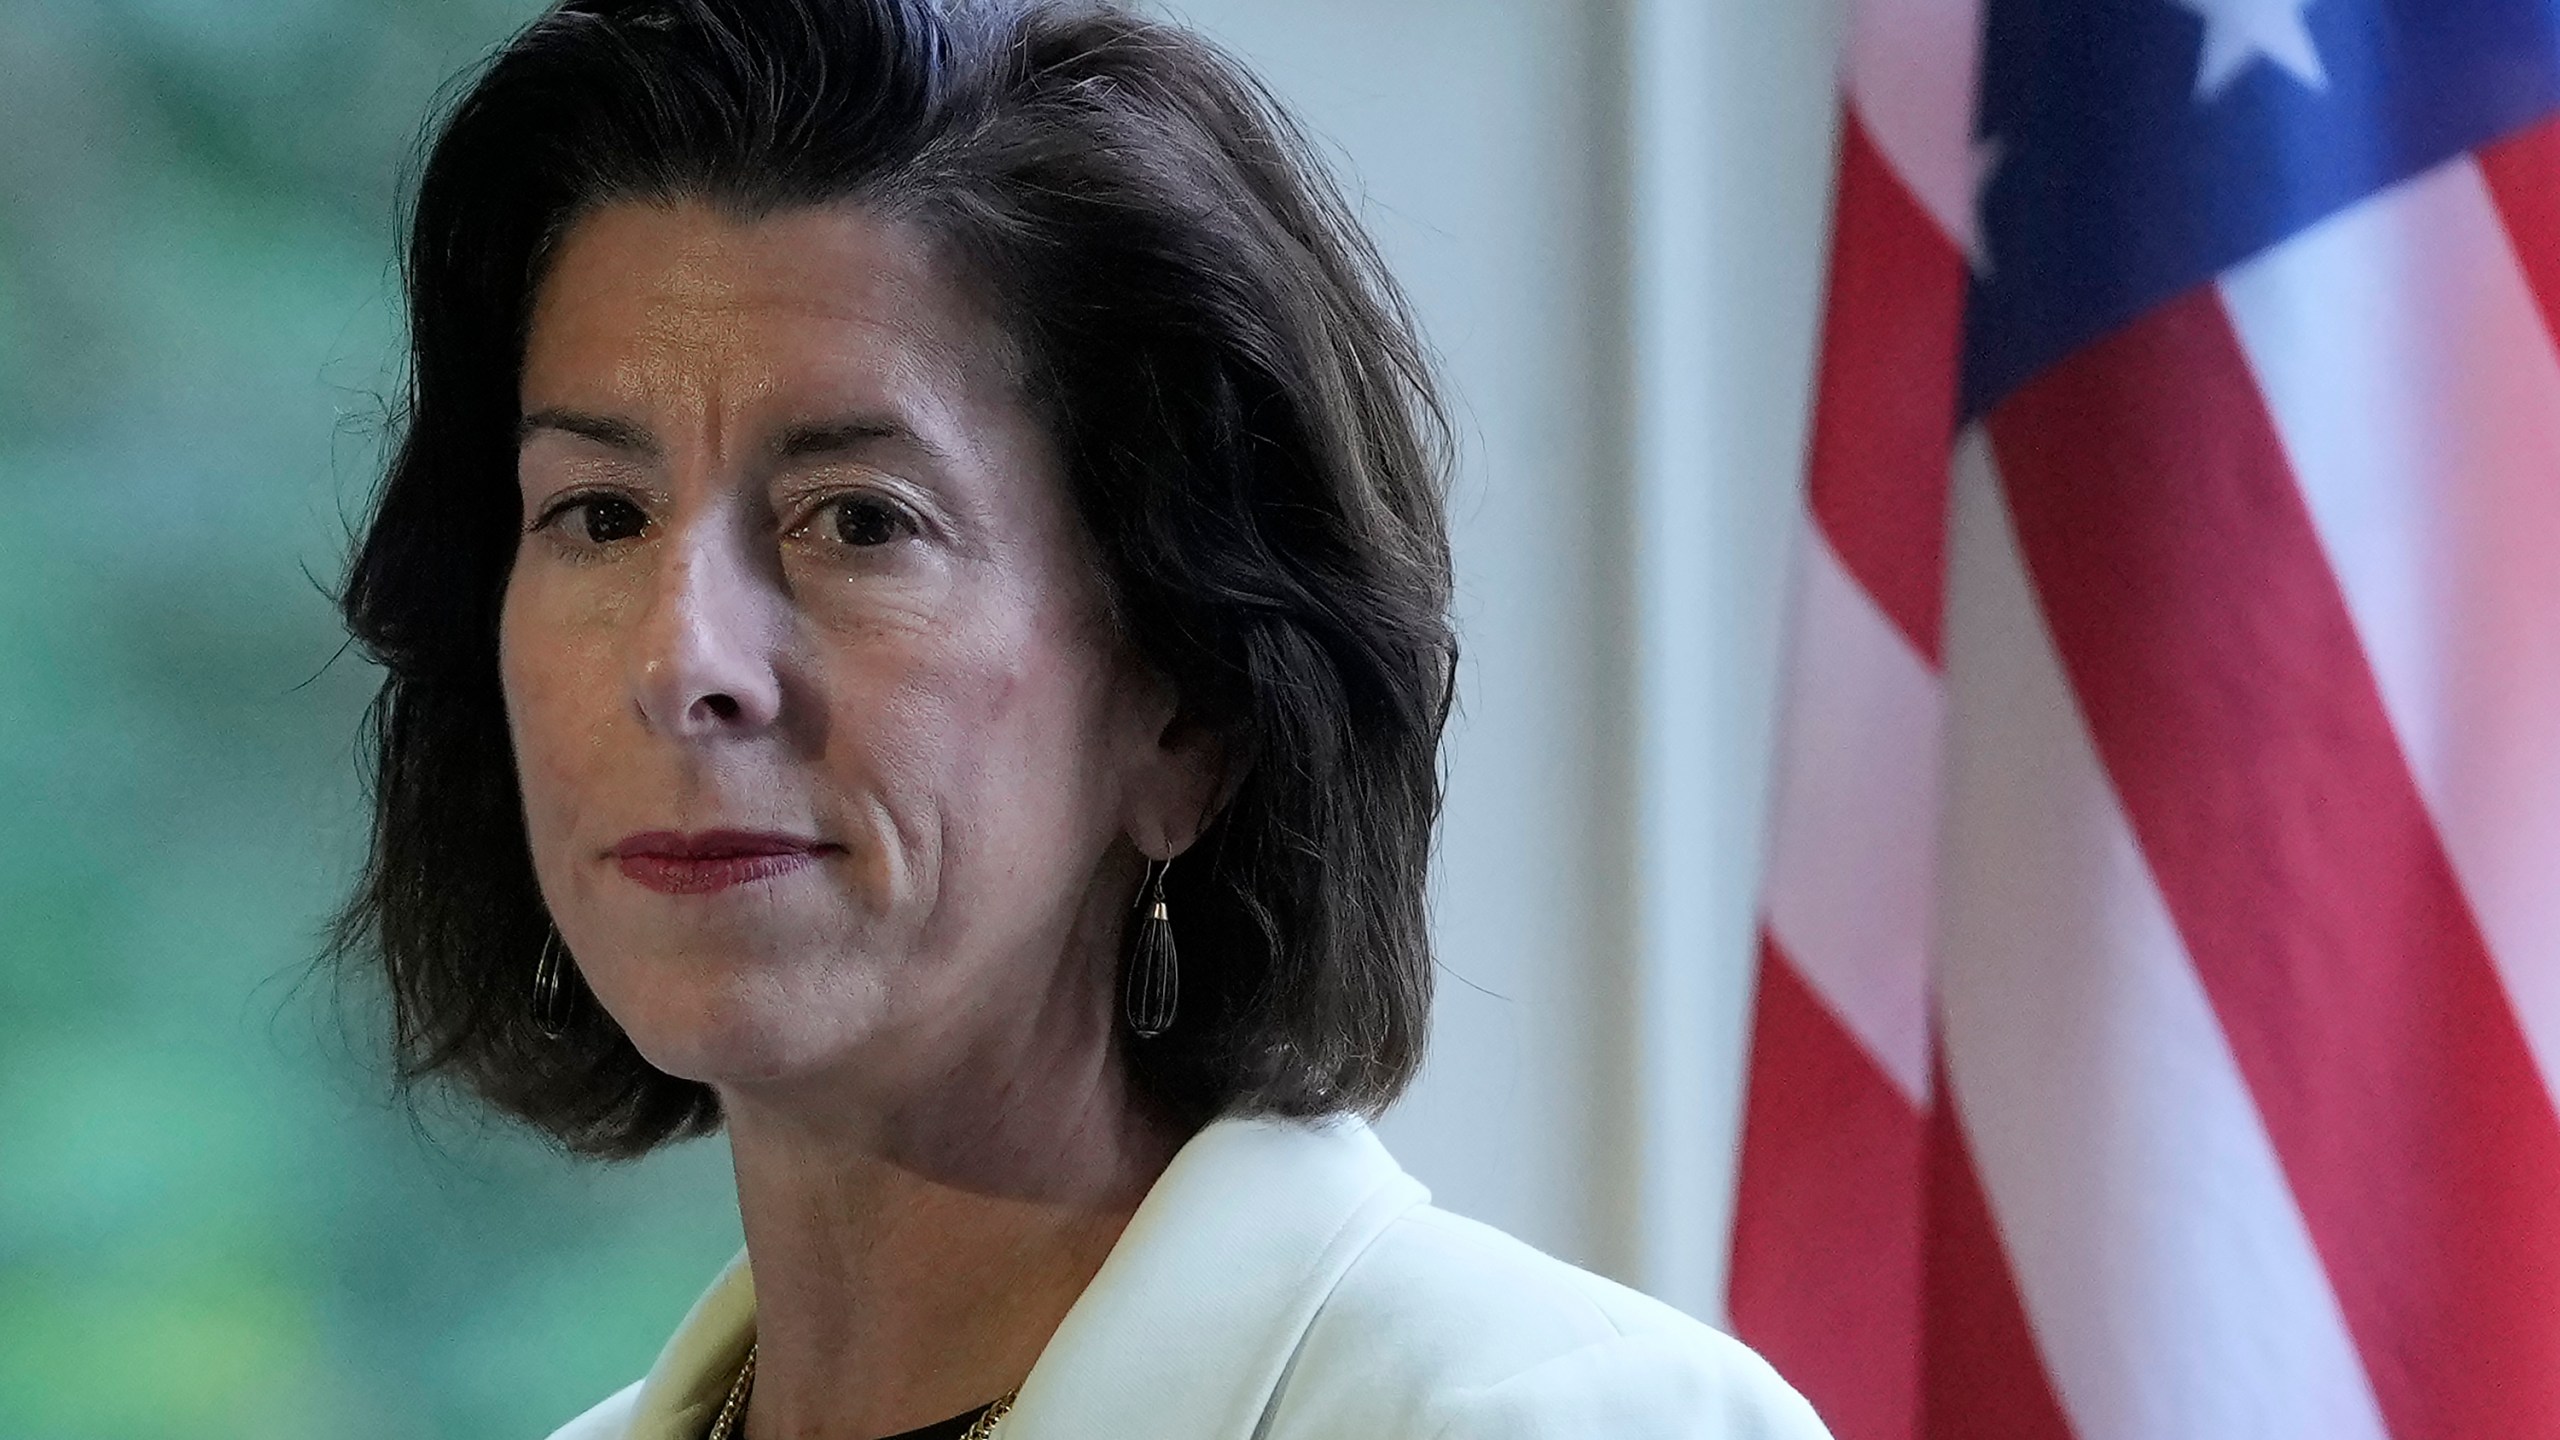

left=1003, top=1114, right=1428, bottom=1440
left=614, top=1114, right=1424, bottom=1440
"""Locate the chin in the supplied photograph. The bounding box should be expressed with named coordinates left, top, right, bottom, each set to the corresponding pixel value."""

left=590, top=941, right=894, bottom=1090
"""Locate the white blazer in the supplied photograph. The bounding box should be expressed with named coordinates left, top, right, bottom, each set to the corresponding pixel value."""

left=547, top=1114, right=1831, bottom=1439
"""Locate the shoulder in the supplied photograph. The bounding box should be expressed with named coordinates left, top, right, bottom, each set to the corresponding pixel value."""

left=1268, top=1203, right=1831, bottom=1440
left=542, top=1380, right=641, bottom=1440
left=531, top=1249, right=753, bottom=1440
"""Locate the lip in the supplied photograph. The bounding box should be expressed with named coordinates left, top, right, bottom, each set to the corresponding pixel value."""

left=607, top=829, right=839, bottom=895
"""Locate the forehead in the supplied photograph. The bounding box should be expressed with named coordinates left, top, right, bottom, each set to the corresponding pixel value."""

left=521, top=197, right=1012, bottom=414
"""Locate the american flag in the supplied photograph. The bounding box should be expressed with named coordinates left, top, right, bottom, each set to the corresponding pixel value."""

left=1726, top=0, right=2560, bottom=1437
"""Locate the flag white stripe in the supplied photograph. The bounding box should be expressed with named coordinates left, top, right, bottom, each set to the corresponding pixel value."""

left=2220, top=157, right=2560, bottom=1104
left=1763, top=522, right=1942, bottom=1105
left=1844, top=0, right=1988, bottom=260
left=1935, top=430, right=2390, bottom=1440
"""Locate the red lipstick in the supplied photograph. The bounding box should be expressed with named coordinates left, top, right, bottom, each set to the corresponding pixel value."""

left=607, top=830, right=837, bottom=895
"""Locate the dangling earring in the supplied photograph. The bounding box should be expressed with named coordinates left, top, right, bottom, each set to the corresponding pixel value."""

left=1124, top=858, right=1179, bottom=1039
left=532, top=926, right=575, bottom=1040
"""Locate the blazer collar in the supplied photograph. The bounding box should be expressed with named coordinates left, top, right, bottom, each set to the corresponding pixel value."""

left=1007, top=1114, right=1427, bottom=1440
left=623, top=1243, right=755, bottom=1440
left=621, top=1114, right=1428, bottom=1440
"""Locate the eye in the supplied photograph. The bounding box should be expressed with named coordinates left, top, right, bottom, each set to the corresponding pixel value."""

left=534, top=492, right=649, bottom=546
left=575, top=495, right=649, bottom=544
left=821, top=494, right=917, bottom=548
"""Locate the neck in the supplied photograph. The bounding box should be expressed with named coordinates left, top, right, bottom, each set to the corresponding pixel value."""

left=721, top=997, right=1183, bottom=1440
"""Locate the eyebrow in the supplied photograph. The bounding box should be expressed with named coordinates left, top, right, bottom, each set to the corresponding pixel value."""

left=518, top=407, right=660, bottom=457
left=516, top=409, right=948, bottom=466
left=772, top=417, right=947, bottom=467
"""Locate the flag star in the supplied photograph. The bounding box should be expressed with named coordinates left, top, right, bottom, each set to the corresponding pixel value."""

left=2168, top=0, right=2329, bottom=101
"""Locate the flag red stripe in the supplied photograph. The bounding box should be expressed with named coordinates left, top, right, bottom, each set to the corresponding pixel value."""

left=1803, top=108, right=1968, bottom=666
left=1922, top=1061, right=2077, bottom=1440
left=1985, top=287, right=2560, bottom=1439
left=1729, top=932, right=1924, bottom=1440
left=2476, top=115, right=2560, bottom=351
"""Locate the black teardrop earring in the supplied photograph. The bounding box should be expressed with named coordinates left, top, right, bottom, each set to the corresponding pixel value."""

left=1124, top=859, right=1179, bottom=1039
left=532, top=927, right=576, bottom=1040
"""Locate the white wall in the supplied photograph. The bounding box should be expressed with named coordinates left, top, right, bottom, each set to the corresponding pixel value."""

left=1148, top=0, right=1848, bottom=1320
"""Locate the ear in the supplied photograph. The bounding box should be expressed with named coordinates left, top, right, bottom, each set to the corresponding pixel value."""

left=1123, top=694, right=1230, bottom=863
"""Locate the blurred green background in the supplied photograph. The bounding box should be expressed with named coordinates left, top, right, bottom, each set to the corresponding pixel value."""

left=0, top=4, right=745, bottom=1435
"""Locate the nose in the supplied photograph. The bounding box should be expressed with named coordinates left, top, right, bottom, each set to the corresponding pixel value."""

left=629, top=508, right=784, bottom=740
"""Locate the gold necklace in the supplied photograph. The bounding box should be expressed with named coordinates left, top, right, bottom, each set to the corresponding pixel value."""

left=705, top=1344, right=755, bottom=1440
left=958, top=1388, right=1019, bottom=1440
left=702, top=1344, right=1022, bottom=1440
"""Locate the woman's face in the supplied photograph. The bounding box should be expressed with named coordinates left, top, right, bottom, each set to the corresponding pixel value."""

left=502, top=198, right=1203, bottom=1100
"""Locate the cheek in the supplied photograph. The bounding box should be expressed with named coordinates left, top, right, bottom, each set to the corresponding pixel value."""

left=868, top=610, right=1122, bottom=869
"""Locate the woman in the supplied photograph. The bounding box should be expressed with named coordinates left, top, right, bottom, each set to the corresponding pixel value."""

left=331, top=1, right=1831, bottom=1437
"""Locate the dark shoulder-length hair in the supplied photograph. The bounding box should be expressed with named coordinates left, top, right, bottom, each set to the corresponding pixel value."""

left=331, top=0, right=1458, bottom=1157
